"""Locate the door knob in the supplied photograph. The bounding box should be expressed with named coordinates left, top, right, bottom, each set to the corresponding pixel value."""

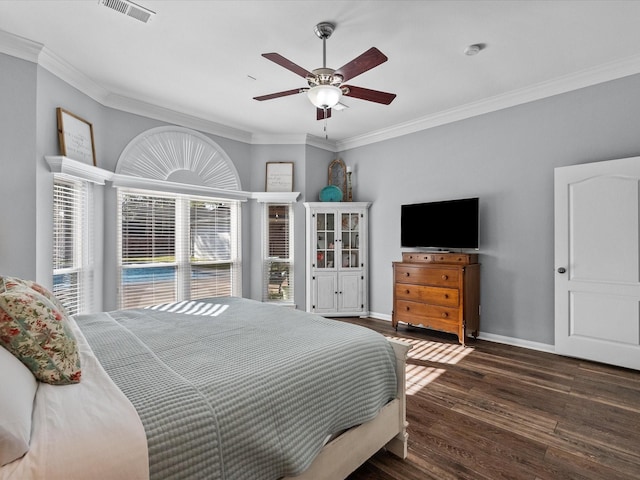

left=557, top=267, right=567, bottom=274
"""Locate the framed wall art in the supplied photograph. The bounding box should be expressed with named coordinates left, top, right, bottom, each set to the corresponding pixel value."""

left=266, top=162, right=294, bottom=192
left=56, top=107, right=96, bottom=166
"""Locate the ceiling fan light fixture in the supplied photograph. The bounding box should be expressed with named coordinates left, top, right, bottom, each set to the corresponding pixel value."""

left=307, top=85, right=342, bottom=109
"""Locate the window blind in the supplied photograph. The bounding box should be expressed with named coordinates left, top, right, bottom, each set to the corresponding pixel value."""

left=118, top=189, right=241, bottom=309
left=263, top=203, right=294, bottom=303
left=53, top=176, right=93, bottom=315
left=190, top=200, right=234, bottom=298
left=119, top=191, right=177, bottom=309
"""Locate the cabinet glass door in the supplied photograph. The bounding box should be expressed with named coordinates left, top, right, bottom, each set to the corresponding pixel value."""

left=341, top=212, right=360, bottom=269
left=316, top=212, right=335, bottom=269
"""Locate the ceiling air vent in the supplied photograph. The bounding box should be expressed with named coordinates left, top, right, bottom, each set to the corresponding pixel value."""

left=99, top=0, right=155, bottom=23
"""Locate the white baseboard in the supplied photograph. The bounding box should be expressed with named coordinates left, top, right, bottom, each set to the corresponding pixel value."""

left=368, top=312, right=555, bottom=354
left=475, top=332, right=555, bottom=354
left=370, top=311, right=392, bottom=322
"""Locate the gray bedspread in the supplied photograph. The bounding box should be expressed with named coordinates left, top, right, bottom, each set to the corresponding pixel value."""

left=74, top=297, right=397, bottom=480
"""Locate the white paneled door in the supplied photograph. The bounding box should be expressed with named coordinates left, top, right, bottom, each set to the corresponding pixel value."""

left=555, top=156, right=640, bottom=370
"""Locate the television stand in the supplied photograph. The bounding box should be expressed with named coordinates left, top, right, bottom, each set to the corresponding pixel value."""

left=392, top=252, right=480, bottom=346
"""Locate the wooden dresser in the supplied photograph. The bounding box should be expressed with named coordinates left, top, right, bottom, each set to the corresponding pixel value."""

left=392, top=252, right=480, bottom=346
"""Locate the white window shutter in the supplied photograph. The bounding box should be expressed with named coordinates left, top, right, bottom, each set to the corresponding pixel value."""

left=53, top=176, right=94, bottom=315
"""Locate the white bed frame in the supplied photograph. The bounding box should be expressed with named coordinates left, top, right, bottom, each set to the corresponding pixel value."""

left=285, top=338, right=412, bottom=480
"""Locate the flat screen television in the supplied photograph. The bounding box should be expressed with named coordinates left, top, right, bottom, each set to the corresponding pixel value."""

left=401, top=197, right=479, bottom=249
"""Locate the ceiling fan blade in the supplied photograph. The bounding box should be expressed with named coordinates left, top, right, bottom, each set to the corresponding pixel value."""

left=262, top=53, right=313, bottom=78
left=335, top=47, right=388, bottom=82
left=316, top=108, right=332, bottom=121
left=343, top=85, right=396, bottom=105
left=253, top=88, right=304, bottom=101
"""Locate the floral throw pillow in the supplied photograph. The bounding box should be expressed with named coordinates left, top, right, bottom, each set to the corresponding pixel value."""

left=0, top=277, right=81, bottom=385
left=2, top=276, right=68, bottom=316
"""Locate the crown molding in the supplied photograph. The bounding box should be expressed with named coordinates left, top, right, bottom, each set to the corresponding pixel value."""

left=304, top=134, right=339, bottom=152
left=251, top=133, right=311, bottom=146
left=336, top=53, right=640, bottom=151
left=4, top=28, right=640, bottom=152
left=250, top=133, right=337, bottom=152
left=39, top=47, right=111, bottom=103
left=0, top=29, right=43, bottom=63
left=104, top=93, right=253, bottom=144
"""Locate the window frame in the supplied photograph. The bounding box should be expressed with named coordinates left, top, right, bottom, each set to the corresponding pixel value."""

left=262, top=202, right=294, bottom=305
left=117, top=187, right=242, bottom=309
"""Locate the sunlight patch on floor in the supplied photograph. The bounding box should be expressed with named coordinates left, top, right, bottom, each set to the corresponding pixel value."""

left=388, top=336, right=474, bottom=364
left=405, top=365, right=447, bottom=395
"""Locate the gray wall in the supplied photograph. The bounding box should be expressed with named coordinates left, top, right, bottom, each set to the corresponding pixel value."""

left=0, top=54, right=37, bottom=280
left=341, top=74, right=640, bottom=345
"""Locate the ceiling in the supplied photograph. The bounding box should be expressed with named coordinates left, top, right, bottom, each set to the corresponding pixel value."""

left=2, top=1, right=640, bottom=147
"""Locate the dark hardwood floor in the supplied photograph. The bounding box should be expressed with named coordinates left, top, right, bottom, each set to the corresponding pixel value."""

left=338, top=317, right=640, bottom=480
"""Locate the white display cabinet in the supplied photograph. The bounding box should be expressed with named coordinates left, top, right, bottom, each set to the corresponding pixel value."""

left=304, top=202, right=371, bottom=316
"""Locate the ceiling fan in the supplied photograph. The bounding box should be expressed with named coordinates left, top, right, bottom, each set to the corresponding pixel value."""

left=253, top=22, right=396, bottom=121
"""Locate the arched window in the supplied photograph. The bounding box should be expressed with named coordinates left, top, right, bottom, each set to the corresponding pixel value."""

left=115, top=127, right=242, bottom=308
left=116, top=126, right=241, bottom=190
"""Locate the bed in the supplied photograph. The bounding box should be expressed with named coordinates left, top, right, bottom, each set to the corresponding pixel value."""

left=0, top=289, right=410, bottom=480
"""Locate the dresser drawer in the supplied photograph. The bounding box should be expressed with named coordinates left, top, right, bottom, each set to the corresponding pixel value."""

left=394, top=301, right=460, bottom=335
left=394, top=283, right=459, bottom=307
left=433, top=254, right=476, bottom=264
left=394, top=264, right=460, bottom=287
left=402, top=252, right=477, bottom=265
left=402, top=253, right=436, bottom=263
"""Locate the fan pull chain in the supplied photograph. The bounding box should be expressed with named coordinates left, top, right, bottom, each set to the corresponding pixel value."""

left=323, top=108, right=328, bottom=139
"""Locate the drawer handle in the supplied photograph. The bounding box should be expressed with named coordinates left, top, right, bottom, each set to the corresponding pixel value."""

left=405, top=306, right=410, bottom=311
left=405, top=289, right=410, bottom=294
left=441, top=274, right=448, bottom=280
left=441, top=312, right=448, bottom=318
left=444, top=294, right=449, bottom=299
left=405, top=272, right=410, bottom=277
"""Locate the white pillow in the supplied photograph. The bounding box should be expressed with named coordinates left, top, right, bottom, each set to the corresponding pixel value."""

left=0, top=345, right=38, bottom=466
